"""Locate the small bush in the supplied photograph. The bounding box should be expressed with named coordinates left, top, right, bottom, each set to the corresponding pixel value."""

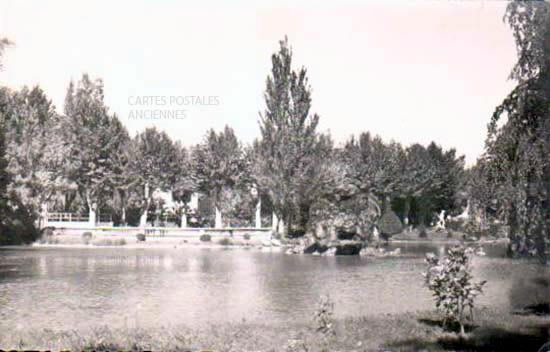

left=218, top=237, right=232, bottom=246
left=314, top=294, right=334, bottom=334
left=0, top=196, right=40, bottom=245
left=447, top=230, right=453, bottom=238
left=136, top=233, right=146, bottom=242
left=82, top=232, right=93, bottom=245
left=313, top=294, right=335, bottom=351
left=424, top=245, right=487, bottom=336
left=199, top=234, right=211, bottom=242
left=243, top=233, right=251, bottom=240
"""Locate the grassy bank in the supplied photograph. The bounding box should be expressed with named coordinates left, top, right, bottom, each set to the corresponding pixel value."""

left=2, top=308, right=548, bottom=351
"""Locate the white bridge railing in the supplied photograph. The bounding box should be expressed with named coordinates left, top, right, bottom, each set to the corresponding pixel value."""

left=45, top=212, right=113, bottom=228
left=47, top=212, right=89, bottom=222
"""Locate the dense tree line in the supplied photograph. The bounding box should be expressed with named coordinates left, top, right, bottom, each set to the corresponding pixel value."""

left=0, top=34, right=477, bottom=245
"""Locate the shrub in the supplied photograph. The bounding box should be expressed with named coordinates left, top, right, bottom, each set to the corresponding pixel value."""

left=0, top=195, right=40, bottom=245
left=313, top=294, right=335, bottom=351
left=199, top=234, right=211, bottom=242
left=218, top=237, right=232, bottom=246
left=378, top=210, right=402, bottom=239
left=243, top=233, right=251, bottom=240
left=424, top=245, right=487, bottom=336
left=136, top=233, right=146, bottom=242
left=82, top=232, right=93, bottom=245
left=313, top=294, right=334, bottom=335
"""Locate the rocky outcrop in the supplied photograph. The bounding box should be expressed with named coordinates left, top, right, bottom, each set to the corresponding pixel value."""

left=333, top=240, right=363, bottom=255
left=303, top=240, right=329, bottom=254
left=286, top=238, right=363, bottom=256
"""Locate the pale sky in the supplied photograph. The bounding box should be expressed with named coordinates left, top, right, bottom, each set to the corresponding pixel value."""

left=0, top=0, right=517, bottom=165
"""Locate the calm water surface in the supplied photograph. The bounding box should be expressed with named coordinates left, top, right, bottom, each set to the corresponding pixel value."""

left=0, top=243, right=548, bottom=332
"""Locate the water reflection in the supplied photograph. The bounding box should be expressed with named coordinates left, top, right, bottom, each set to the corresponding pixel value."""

left=0, top=244, right=544, bottom=333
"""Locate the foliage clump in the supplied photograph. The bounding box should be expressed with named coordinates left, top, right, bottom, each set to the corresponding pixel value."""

left=312, top=294, right=335, bottom=351
left=218, top=237, right=232, bottom=246
left=136, top=233, right=146, bottom=242
left=199, top=234, right=211, bottom=242
left=424, top=245, right=486, bottom=336
left=82, top=231, right=93, bottom=245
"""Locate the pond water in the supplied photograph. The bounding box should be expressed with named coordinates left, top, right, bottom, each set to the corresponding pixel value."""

left=0, top=243, right=548, bottom=332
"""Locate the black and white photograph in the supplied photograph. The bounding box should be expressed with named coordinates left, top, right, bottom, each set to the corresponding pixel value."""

left=0, top=0, right=549, bottom=351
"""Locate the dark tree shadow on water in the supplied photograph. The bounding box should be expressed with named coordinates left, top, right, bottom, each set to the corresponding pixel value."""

left=386, top=319, right=550, bottom=352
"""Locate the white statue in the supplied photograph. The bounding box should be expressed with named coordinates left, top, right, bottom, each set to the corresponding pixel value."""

left=435, top=210, right=446, bottom=231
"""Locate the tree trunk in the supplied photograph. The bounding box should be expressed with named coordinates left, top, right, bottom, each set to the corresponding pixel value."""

left=507, top=203, right=519, bottom=257
left=534, top=203, right=547, bottom=264
left=278, top=217, right=285, bottom=235
left=140, top=183, right=150, bottom=229
left=458, top=299, right=466, bottom=337
left=403, top=197, right=410, bottom=225
left=255, top=198, right=262, bottom=228
left=86, top=190, right=96, bottom=227
left=215, top=206, right=222, bottom=228
left=39, top=202, right=48, bottom=229
left=272, top=211, right=278, bottom=232
left=285, top=212, right=292, bottom=238
left=181, top=208, right=187, bottom=228
left=139, top=209, right=148, bottom=228
left=64, top=191, right=76, bottom=212
left=120, top=189, right=127, bottom=226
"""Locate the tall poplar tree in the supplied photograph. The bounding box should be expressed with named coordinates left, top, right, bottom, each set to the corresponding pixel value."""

left=256, top=37, right=327, bottom=236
